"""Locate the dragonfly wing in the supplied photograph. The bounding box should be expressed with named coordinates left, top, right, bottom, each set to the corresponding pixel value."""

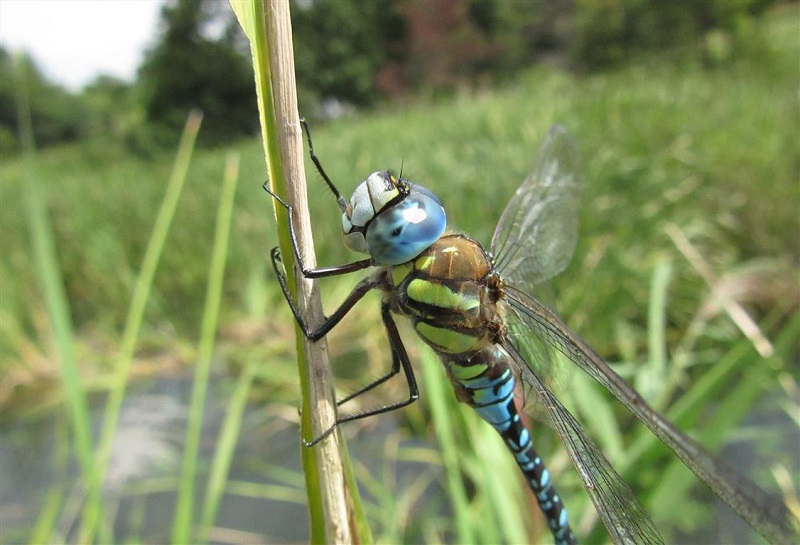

left=504, top=337, right=664, bottom=545
left=502, top=285, right=799, bottom=545
left=491, top=124, right=582, bottom=291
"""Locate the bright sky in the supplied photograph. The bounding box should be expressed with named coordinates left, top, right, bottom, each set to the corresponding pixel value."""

left=0, top=0, right=164, bottom=91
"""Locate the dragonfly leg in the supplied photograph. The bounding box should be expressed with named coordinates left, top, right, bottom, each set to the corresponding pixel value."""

left=263, top=182, right=372, bottom=279
left=304, top=303, right=419, bottom=447
left=335, top=355, right=399, bottom=406
left=337, top=301, right=418, bottom=405
left=271, top=247, right=378, bottom=341
left=299, top=118, right=348, bottom=208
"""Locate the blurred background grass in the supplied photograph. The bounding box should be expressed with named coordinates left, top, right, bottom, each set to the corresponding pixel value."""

left=0, top=2, right=798, bottom=544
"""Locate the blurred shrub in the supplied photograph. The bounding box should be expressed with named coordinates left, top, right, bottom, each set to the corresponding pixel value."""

left=0, top=48, right=90, bottom=155
left=571, top=0, right=781, bottom=67
left=137, top=0, right=258, bottom=145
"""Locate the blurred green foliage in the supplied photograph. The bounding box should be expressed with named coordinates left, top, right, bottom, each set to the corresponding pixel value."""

left=0, top=49, right=90, bottom=152
left=291, top=0, right=403, bottom=108
left=0, top=0, right=789, bottom=154
left=137, top=0, right=258, bottom=146
left=571, top=0, right=781, bottom=66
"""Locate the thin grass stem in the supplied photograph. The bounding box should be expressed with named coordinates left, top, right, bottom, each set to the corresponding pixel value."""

left=80, top=111, right=202, bottom=543
left=15, top=53, right=95, bottom=542
left=172, top=152, right=240, bottom=543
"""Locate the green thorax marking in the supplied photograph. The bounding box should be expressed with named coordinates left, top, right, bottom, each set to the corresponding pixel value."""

left=406, top=278, right=480, bottom=313
left=387, top=234, right=500, bottom=357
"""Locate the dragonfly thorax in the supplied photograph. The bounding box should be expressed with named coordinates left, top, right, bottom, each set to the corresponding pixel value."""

left=342, top=171, right=446, bottom=266
left=388, top=234, right=504, bottom=356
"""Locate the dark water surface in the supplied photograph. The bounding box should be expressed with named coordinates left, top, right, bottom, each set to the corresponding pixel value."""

left=1, top=375, right=308, bottom=544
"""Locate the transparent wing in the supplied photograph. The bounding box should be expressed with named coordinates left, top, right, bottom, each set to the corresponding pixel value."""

left=501, top=285, right=798, bottom=545
left=491, top=124, right=582, bottom=291
left=503, top=337, right=664, bottom=545
left=506, top=311, right=570, bottom=411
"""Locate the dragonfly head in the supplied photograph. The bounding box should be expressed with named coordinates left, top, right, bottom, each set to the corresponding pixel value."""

left=342, top=171, right=446, bottom=265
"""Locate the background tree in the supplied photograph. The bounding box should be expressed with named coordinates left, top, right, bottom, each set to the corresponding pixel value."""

left=291, top=0, right=403, bottom=111
left=571, top=0, right=779, bottom=67
left=1, top=0, right=782, bottom=153
left=0, top=46, right=89, bottom=154
left=81, top=75, right=136, bottom=141
left=137, top=0, right=257, bottom=145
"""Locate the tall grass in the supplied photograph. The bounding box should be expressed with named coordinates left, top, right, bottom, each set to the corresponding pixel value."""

left=0, top=4, right=797, bottom=544
left=14, top=53, right=94, bottom=544
left=172, top=152, right=239, bottom=543
left=79, top=111, right=202, bottom=543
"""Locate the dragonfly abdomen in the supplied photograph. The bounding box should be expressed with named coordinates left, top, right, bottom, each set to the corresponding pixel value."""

left=446, top=345, right=578, bottom=545
left=387, top=235, right=577, bottom=544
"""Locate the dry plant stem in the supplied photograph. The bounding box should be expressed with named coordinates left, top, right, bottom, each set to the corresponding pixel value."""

left=264, top=1, right=352, bottom=543
left=665, top=223, right=773, bottom=357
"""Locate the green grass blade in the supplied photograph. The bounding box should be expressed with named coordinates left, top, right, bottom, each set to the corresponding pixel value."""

left=464, top=414, right=530, bottom=544
left=421, top=352, right=474, bottom=544
left=29, top=417, right=71, bottom=545
left=80, top=111, right=203, bottom=543
left=14, top=52, right=95, bottom=503
left=197, top=355, right=257, bottom=543
left=339, top=438, right=375, bottom=543
left=172, top=152, right=240, bottom=543
left=641, top=258, right=672, bottom=401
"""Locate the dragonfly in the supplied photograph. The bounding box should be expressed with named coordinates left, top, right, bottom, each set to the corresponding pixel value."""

left=265, top=121, right=798, bottom=544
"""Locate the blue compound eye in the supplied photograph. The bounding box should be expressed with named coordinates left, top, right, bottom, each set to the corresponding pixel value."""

left=366, top=190, right=446, bottom=265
